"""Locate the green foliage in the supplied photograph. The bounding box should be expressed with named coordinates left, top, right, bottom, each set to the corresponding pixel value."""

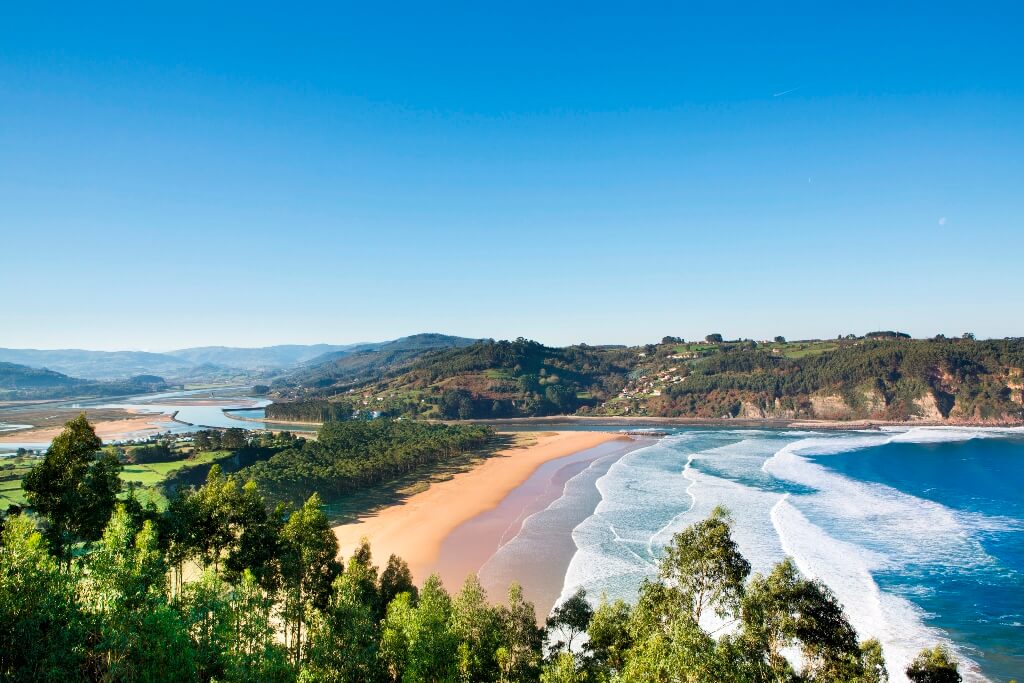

left=23, top=413, right=122, bottom=560
left=540, top=652, right=588, bottom=683
left=658, top=506, right=750, bottom=623
left=0, top=514, right=86, bottom=681
left=2, top=414, right=974, bottom=683
left=280, top=493, right=342, bottom=666
left=906, top=645, right=961, bottom=683
left=546, top=587, right=593, bottom=653
left=586, top=596, right=633, bottom=673
left=248, top=419, right=492, bottom=506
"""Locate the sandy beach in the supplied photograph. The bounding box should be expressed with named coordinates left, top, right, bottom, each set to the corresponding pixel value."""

left=334, top=431, right=632, bottom=590
left=0, top=413, right=177, bottom=444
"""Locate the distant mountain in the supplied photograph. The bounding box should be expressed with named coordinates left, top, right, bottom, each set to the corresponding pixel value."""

left=0, top=361, right=169, bottom=400
left=167, top=344, right=361, bottom=370
left=0, top=348, right=195, bottom=381
left=273, top=334, right=479, bottom=394
left=0, top=337, right=477, bottom=383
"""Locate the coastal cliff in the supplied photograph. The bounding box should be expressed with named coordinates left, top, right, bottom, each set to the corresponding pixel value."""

left=268, top=336, right=1024, bottom=426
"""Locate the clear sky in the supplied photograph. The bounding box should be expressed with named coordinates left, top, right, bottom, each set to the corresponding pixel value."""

left=2, top=2, right=1022, bottom=350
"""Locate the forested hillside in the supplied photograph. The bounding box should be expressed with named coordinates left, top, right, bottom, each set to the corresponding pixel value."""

left=247, top=420, right=492, bottom=505
left=271, top=333, right=479, bottom=396
left=267, top=335, right=1024, bottom=424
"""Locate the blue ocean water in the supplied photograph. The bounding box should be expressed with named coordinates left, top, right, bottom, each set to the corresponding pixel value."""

left=547, top=426, right=1024, bottom=682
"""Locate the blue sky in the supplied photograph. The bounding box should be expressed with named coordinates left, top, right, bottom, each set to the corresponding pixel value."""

left=2, top=2, right=1022, bottom=350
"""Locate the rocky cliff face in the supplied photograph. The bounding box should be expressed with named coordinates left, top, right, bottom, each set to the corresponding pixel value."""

left=810, top=394, right=855, bottom=420
left=738, top=399, right=797, bottom=420
left=912, top=391, right=945, bottom=421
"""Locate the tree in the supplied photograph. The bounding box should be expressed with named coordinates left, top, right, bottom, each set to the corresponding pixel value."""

left=280, top=493, right=342, bottom=666
left=658, top=506, right=750, bottom=623
left=859, top=638, right=888, bottom=683
left=380, top=592, right=416, bottom=682
left=586, top=596, right=632, bottom=674
left=906, top=645, right=961, bottom=683
left=222, top=427, right=248, bottom=450
left=380, top=553, right=418, bottom=615
left=193, top=431, right=211, bottom=451
left=451, top=575, right=502, bottom=681
left=741, top=558, right=864, bottom=680
left=540, top=652, right=587, bottom=683
left=495, top=583, right=543, bottom=683
left=705, top=333, right=724, bottom=343
left=0, top=514, right=85, bottom=680
left=401, top=577, right=458, bottom=683
left=223, top=479, right=286, bottom=592
left=83, top=505, right=197, bottom=681
left=226, top=570, right=294, bottom=682
left=302, top=549, right=385, bottom=682
left=546, top=587, right=593, bottom=654
left=774, top=336, right=786, bottom=343
left=22, top=414, right=122, bottom=561
left=178, top=570, right=233, bottom=680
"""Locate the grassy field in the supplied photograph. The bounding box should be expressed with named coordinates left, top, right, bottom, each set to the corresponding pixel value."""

left=1, top=448, right=236, bottom=510
left=0, top=456, right=37, bottom=507
left=769, top=341, right=840, bottom=359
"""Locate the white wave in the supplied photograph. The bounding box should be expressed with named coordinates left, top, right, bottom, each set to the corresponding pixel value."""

left=556, top=435, right=698, bottom=606
left=764, top=438, right=1005, bottom=568
left=557, top=434, right=789, bottom=606
left=762, top=431, right=1001, bottom=681
left=554, top=427, right=1010, bottom=680
left=771, top=497, right=986, bottom=682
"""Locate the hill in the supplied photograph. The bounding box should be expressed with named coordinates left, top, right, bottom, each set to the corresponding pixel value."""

left=266, top=336, right=1024, bottom=425
left=0, top=361, right=169, bottom=400
left=0, top=348, right=195, bottom=381
left=271, top=333, right=479, bottom=399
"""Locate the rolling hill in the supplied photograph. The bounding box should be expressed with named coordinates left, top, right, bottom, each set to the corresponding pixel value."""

left=272, top=334, right=479, bottom=396
left=0, top=361, right=169, bottom=400
left=266, top=336, right=1024, bottom=425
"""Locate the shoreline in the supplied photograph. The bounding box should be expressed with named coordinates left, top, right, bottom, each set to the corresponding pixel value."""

left=457, top=415, right=1024, bottom=429
left=257, top=413, right=1024, bottom=430
left=333, top=431, right=635, bottom=591
left=0, top=412, right=179, bottom=444
left=461, top=437, right=649, bottom=616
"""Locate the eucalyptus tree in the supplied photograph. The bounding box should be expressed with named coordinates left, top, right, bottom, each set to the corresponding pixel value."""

left=22, top=413, right=122, bottom=561
left=546, top=587, right=593, bottom=654
left=658, top=505, right=750, bottom=624
left=906, top=645, right=961, bottom=683
left=0, top=514, right=85, bottom=681
left=279, top=493, right=341, bottom=666
left=495, top=583, right=544, bottom=683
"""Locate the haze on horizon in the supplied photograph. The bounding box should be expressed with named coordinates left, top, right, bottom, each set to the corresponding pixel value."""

left=2, top=4, right=1022, bottom=351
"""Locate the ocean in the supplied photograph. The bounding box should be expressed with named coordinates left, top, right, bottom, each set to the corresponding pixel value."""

left=540, top=426, right=1023, bottom=682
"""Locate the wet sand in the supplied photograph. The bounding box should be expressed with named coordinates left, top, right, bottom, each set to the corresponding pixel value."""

left=333, top=431, right=633, bottom=591
left=441, top=437, right=646, bottom=614
left=0, top=412, right=177, bottom=443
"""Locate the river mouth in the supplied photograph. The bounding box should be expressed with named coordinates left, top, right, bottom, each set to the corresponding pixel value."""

left=0, top=386, right=314, bottom=454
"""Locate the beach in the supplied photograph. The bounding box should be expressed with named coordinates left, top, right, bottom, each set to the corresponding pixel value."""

left=0, top=411, right=177, bottom=444
left=333, top=431, right=635, bottom=599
